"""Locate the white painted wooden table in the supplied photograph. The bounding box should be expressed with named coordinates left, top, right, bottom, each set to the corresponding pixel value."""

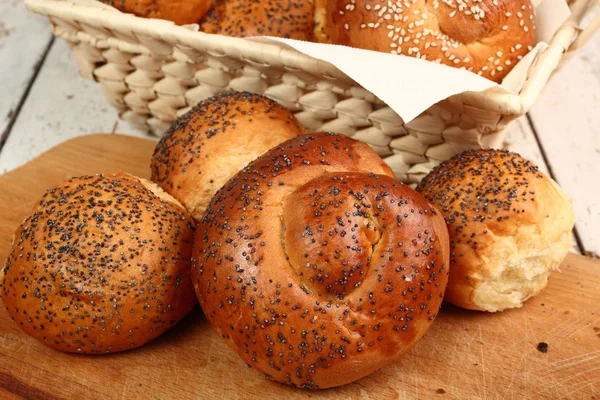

left=1, top=1, right=598, bottom=257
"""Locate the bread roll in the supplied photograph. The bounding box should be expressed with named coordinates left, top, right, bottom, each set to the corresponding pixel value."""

left=319, top=0, right=536, bottom=82
left=200, top=0, right=314, bottom=39
left=99, top=0, right=213, bottom=25
left=1, top=173, right=196, bottom=353
left=416, top=149, right=575, bottom=312
left=151, top=92, right=303, bottom=221
left=192, top=132, right=450, bottom=388
left=313, top=0, right=330, bottom=43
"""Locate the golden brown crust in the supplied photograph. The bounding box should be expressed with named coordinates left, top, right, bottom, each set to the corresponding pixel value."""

left=416, top=149, right=575, bottom=311
left=200, top=0, right=314, bottom=39
left=151, top=92, right=303, bottom=221
left=313, top=0, right=330, bottom=43
left=320, top=0, right=536, bottom=82
left=1, top=173, right=197, bottom=353
left=192, top=132, right=450, bottom=388
left=100, top=0, right=213, bottom=25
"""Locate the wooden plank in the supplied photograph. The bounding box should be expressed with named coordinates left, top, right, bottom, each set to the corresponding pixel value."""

left=529, top=33, right=600, bottom=258
left=0, top=134, right=598, bottom=400
left=504, top=117, right=581, bottom=254
left=0, top=0, right=52, bottom=140
left=504, top=116, right=551, bottom=175
left=0, top=39, right=151, bottom=174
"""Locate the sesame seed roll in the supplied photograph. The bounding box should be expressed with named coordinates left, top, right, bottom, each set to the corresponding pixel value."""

left=319, top=0, right=536, bottom=82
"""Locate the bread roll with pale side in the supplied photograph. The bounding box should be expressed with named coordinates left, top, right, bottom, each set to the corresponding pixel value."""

left=319, top=0, right=536, bottom=82
left=1, top=173, right=197, bottom=353
left=151, top=92, right=303, bottom=221
left=192, top=132, right=450, bottom=388
left=416, top=149, right=575, bottom=312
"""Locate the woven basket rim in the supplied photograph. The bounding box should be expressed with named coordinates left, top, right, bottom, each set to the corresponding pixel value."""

left=26, top=0, right=353, bottom=79
left=24, top=0, right=600, bottom=118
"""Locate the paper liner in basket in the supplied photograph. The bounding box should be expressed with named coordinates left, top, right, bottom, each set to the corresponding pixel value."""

left=244, top=0, right=571, bottom=124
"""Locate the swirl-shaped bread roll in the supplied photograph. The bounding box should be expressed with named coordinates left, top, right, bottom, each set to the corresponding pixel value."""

left=192, top=132, right=450, bottom=388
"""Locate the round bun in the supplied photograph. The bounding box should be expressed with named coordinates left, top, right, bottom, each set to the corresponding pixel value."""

left=200, top=0, right=314, bottom=39
left=416, top=149, right=575, bottom=312
left=100, top=0, right=213, bottom=25
left=151, top=92, right=303, bottom=221
left=1, top=173, right=197, bottom=353
left=319, top=0, right=536, bottom=82
left=192, top=132, right=450, bottom=388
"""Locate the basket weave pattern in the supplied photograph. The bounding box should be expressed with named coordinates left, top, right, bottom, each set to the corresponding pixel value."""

left=26, top=0, right=600, bottom=184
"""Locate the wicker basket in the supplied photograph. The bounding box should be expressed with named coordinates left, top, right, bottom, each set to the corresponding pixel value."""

left=25, top=0, right=600, bottom=184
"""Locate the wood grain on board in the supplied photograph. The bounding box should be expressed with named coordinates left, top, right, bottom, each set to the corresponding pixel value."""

left=0, top=0, right=52, bottom=137
left=0, top=134, right=598, bottom=400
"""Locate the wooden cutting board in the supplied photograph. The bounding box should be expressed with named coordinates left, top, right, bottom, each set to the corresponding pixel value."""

left=0, top=134, right=599, bottom=400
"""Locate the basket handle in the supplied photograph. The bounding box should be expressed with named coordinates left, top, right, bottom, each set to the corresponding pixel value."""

left=518, top=0, right=599, bottom=112
left=569, top=0, right=600, bottom=51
